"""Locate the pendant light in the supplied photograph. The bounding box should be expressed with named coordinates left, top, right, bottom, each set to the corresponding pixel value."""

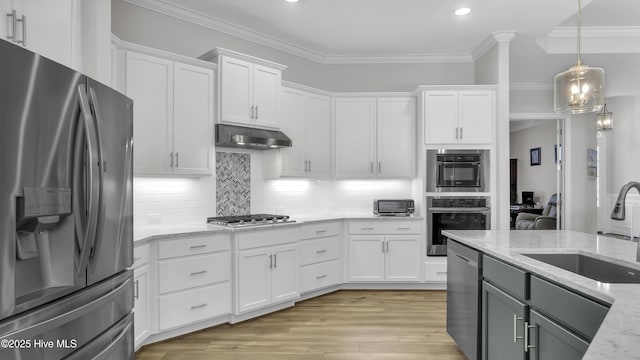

left=553, top=0, right=605, bottom=114
left=596, top=103, right=613, bottom=130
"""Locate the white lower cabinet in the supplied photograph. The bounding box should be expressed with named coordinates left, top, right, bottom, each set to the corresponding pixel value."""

left=132, top=244, right=150, bottom=350
left=298, top=221, right=342, bottom=293
left=157, top=234, right=231, bottom=331
left=236, top=229, right=299, bottom=314
left=424, top=259, right=448, bottom=282
left=348, top=220, right=422, bottom=282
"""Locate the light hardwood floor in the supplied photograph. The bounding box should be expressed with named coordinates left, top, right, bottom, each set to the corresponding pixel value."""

left=135, top=290, right=466, bottom=360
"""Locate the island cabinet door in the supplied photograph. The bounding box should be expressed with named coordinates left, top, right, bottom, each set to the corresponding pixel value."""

left=482, top=281, right=527, bottom=360
left=527, top=310, right=589, bottom=360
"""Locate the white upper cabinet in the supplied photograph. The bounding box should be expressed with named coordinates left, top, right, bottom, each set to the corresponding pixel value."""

left=335, top=96, right=416, bottom=179
left=1, top=0, right=81, bottom=69
left=265, top=84, right=331, bottom=179
left=124, top=49, right=214, bottom=176
left=201, top=48, right=286, bottom=129
left=422, top=86, right=495, bottom=145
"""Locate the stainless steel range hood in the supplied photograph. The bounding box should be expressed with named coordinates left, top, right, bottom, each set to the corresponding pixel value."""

left=215, top=124, right=292, bottom=150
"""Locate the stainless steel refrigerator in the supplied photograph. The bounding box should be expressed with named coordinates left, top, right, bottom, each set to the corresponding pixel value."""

left=0, top=39, right=134, bottom=359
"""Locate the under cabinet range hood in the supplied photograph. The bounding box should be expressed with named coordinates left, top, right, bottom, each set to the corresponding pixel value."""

left=215, top=124, right=292, bottom=150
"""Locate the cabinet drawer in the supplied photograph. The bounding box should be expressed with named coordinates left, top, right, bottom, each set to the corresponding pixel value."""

left=530, top=275, right=609, bottom=341
left=158, top=234, right=230, bottom=259
left=299, top=236, right=341, bottom=266
left=133, top=244, right=150, bottom=268
left=348, top=220, right=421, bottom=234
left=158, top=282, right=231, bottom=330
left=483, top=256, right=528, bottom=300
left=158, top=253, right=230, bottom=294
left=299, top=260, right=341, bottom=293
left=424, top=261, right=448, bottom=282
left=301, top=221, right=341, bottom=240
left=237, top=226, right=299, bottom=250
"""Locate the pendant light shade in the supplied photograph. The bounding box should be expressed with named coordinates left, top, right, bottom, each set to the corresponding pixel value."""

left=553, top=0, right=605, bottom=114
left=554, top=64, right=605, bottom=114
left=596, top=103, right=613, bottom=130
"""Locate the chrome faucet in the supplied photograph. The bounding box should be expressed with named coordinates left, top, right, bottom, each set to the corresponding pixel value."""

left=611, top=181, right=640, bottom=261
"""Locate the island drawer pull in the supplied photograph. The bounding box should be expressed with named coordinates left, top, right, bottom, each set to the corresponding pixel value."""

left=191, top=303, right=208, bottom=310
left=190, top=270, right=208, bottom=276
left=316, top=249, right=328, bottom=254
left=316, top=274, right=327, bottom=279
left=190, top=244, right=207, bottom=249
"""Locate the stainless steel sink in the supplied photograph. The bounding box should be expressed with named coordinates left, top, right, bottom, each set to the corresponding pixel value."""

left=522, top=253, right=640, bottom=284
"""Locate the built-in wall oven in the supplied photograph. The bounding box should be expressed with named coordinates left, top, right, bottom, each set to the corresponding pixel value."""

left=426, top=149, right=489, bottom=192
left=427, top=196, right=490, bottom=256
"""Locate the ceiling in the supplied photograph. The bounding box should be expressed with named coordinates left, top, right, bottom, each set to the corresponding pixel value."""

left=126, top=0, right=640, bottom=96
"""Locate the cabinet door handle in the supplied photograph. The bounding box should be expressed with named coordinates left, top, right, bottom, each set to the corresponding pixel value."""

left=273, top=253, right=277, bottom=268
left=316, top=249, right=327, bottom=254
left=134, top=280, right=139, bottom=300
left=370, top=162, right=373, bottom=173
left=269, top=254, right=273, bottom=269
left=460, top=127, right=463, bottom=139
left=385, top=241, right=389, bottom=253
left=378, top=161, right=381, bottom=173
left=513, top=315, right=524, bottom=343
left=169, top=152, right=174, bottom=167
left=524, top=321, right=535, bottom=352
left=175, top=152, right=179, bottom=168
left=190, top=270, right=208, bottom=276
left=316, top=274, right=327, bottom=279
left=189, top=244, right=207, bottom=250
left=255, top=106, right=259, bottom=119
left=308, top=160, right=311, bottom=172
left=6, top=10, right=16, bottom=42
left=455, top=127, right=459, bottom=139
left=16, top=14, right=25, bottom=45
left=250, top=105, right=254, bottom=119
left=191, top=303, right=208, bottom=310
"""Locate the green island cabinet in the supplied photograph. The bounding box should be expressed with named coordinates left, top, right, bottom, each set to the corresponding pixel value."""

left=481, top=255, right=610, bottom=360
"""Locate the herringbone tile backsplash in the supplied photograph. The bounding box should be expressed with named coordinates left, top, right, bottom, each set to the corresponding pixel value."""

left=216, top=152, right=250, bottom=216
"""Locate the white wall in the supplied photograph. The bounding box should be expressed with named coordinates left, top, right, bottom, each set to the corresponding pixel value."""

left=110, top=0, right=474, bottom=91
left=510, top=88, right=554, bottom=113
left=509, top=121, right=558, bottom=204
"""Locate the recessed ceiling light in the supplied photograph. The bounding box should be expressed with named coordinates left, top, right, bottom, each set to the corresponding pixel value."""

left=455, top=7, right=471, bottom=16
left=286, top=0, right=299, bottom=3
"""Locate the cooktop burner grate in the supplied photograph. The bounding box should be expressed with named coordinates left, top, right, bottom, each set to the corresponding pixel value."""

left=206, top=214, right=294, bottom=227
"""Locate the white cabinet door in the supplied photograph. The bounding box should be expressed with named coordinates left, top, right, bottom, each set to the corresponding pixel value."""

left=377, top=97, right=416, bottom=178
left=172, top=61, right=214, bottom=175
left=335, top=98, right=376, bottom=178
left=252, top=64, right=280, bottom=128
left=423, top=91, right=458, bottom=145
left=237, top=248, right=272, bottom=313
left=348, top=235, right=385, bottom=282
left=458, top=90, right=493, bottom=144
left=279, top=87, right=307, bottom=176
left=306, top=93, right=331, bottom=178
left=385, top=236, right=420, bottom=282
left=125, top=51, right=173, bottom=175
left=219, top=55, right=252, bottom=125
left=133, top=265, right=149, bottom=348
left=271, top=244, right=299, bottom=304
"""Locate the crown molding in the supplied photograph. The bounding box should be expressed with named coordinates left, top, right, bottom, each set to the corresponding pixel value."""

left=537, top=26, right=640, bottom=54
left=123, top=0, right=475, bottom=65
left=471, top=31, right=517, bottom=60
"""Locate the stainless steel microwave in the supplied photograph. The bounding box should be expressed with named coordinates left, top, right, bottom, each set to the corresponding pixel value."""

left=426, top=149, right=490, bottom=192
left=373, top=199, right=415, bottom=216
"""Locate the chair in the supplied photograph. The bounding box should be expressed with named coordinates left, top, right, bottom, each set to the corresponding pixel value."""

left=515, top=194, right=558, bottom=230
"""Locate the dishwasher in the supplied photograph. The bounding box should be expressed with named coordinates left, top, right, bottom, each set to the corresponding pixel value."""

left=446, top=239, right=482, bottom=360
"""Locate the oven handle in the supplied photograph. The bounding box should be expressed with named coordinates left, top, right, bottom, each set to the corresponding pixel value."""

left=436, top=161, right=481, bottom=165
left=428, top=207, right=491, bottom=213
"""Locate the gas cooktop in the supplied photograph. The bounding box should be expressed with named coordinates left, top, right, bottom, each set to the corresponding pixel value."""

left=206, top=214, right=294, bottom=227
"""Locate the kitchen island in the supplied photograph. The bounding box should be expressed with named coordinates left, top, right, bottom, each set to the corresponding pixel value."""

left=443, top=229, right=640, bottom=360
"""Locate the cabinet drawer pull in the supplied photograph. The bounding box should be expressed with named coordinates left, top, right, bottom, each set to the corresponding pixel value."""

left=316, top=249, right=328, bottom=254
left=316, top=274, right=327, bottom=279
left=436, top=271, right=447, bottom=275
left=397, top=227, right=410, bottom=230
left=191, top=303, right=208, bottom=310
left=133, top=256, right=142, bottom=262
left=361, top=227, right=374, bottom=230
left=134, top=280, right=139, bottom=300
left=513, top=315, right=524, bottom=343
left=315, top=229, right=328, bottom=233
left=189, top=244, right=207, bottom=249
left=190, top=270, right=208, bottom=276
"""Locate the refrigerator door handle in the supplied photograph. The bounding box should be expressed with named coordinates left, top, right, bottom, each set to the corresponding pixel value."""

left=76, top=85, right=101, bottom=276
left=87, top=87, right=106, bottom=259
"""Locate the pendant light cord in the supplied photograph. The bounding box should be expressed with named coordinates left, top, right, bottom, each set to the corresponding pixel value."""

left=576, top=0, right=582, bottom=66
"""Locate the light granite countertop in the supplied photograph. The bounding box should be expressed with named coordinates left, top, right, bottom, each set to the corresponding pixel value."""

left=134, top=213, right=424, bottom=242
left=442, top=229, right=640, bottom=360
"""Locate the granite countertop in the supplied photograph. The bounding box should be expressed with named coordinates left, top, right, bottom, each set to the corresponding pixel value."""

left=442, top=229, right=640, bottom=360
left=134, top=213, right=424, bottom=242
